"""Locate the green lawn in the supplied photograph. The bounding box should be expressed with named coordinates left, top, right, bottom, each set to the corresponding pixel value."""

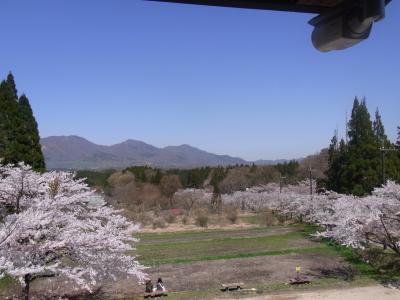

left=136, top=225, right=331, bottom=266
left=127, top=224, right=383, bottom=300
left=2, top=223, right=391, bottom=300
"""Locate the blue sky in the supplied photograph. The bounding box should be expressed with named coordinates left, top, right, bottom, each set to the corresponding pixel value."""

left=1, top=0, right=399, bottom=160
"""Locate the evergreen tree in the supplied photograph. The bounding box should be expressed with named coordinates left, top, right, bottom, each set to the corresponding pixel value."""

left=326, top=132, right=340, bottom=191
left=386, top=126, right=400, bottom=182
left=0, top=79, right=20, bottom=163
left=6, top=72, right=18, bottom=100
left=345, top=98, right=380, bottom=195
left=325, top=97, right=399, bottom=195
left=348, top=98, right=375, bottom=147
left=275, top=160, right=299, bottom=180
left=373, top=108, right=388, bottom=146
left=16, top=95, right=46, bottom=171
left=151, top=169, right=162, bottom=185
left=0, top=73, right=45, bottom=171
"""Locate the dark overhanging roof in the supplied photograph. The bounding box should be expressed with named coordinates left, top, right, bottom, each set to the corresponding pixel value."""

left=147, top=0, right=392, bottom=15
left=147, top=0, right=346, bottom=14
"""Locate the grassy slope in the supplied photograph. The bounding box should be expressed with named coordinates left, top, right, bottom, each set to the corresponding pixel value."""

left=123, top=224, right=379, bottom=300
left=136, top=225, right=330, bottom=266
left=1, top=224, right=390, bottom=300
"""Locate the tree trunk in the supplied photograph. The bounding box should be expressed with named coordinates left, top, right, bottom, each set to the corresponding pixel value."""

left=23, top=274, right=31, bottom=300
left=169, top=196, right=174, bottom=208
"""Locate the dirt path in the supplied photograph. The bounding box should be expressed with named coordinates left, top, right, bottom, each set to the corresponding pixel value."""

left=234, top=285, right=400, bottom=300
left=104, top=252, right=347, bottom=298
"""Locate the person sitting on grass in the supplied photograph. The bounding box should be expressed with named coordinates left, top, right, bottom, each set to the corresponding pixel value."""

left=155, top=278, right=166, bottom=292
left=145, top=279, right=153, bottom=293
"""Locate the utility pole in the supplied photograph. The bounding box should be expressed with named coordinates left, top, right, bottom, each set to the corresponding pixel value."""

left=380, top=143, right=396, bottom=185
left=279, top=175, right=286, bottom=194
left=345, top=110, right=348, bottom=144
left=309, top=166, right=313, bottom=198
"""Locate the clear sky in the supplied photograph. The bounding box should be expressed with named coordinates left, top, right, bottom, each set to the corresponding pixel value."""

left=1, top=0, right=399, bottom=161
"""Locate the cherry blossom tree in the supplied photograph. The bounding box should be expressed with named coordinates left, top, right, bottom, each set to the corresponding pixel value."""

left=220, top=179, right=400, bottom=256
left=0, top=163, right=146, bottom=300
left=0, top=162, right=44, bottom=214
left=319, top=181, right=400, bottom=253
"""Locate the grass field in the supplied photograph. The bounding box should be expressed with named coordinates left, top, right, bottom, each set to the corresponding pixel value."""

left=136, top=225, right=326, bottom=265
left=105, top=223, right=378, bottom=300
left=0, top=223, right=382, bottom=299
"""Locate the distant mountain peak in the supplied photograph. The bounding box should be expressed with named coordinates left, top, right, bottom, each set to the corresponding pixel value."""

left=40, top=135, right=299, bottom=170
left=40, top=136, right=247, bottom=170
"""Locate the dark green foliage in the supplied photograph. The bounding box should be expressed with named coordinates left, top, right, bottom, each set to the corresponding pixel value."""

left=210, top=167, right=228, bottom=194
left=167, top=167, right=211, bottom=189
left=6, top=73, right=18, bottom=99
left=0, top=73, right=45, bottom=171
left=0, top=79, right=19, bottom=162
left=326, top=98, right=400, bottom=195
left=274, top=160, right=299, bottom=181
left=123, top=166, right=212, bottom=189
left=15, top=95, right=45, bottom=171
left=397, top=126, right=400, bottom=150
left=83, top=163, right=291, bottom=197
left=75, top=169, right=115, bottom=188
left=373, top=109, right=387, bottom=144
left=126, top=166, right=148, bottom=182
left=152, top=169, right=162, bottom=185
left=125, top=166, right=164, bottom=185
left=326, top=136, right=349, bottom=193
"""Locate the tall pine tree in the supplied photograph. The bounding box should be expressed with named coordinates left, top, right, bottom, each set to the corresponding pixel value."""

left=325, top=97, right=400, bottom=196
left=0, top=76, right=20, bottom=163
left=0, top=73, right=45, bottom=171
left=6, top=72, right=18, bottom=99
left=16, top=95, right=46, bottom=171
left=345, top=98, right=379, bottom=195
left=373, top=108, right=388, bottom=146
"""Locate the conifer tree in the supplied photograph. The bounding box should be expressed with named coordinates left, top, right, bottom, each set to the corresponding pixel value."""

left=0, top=79, right=20, bottom=163
left=345, top=98, right=379, bottom=195
left=373, top=108, right=388, bottom=146
left=16, top=94, right=46, bottom=171
left=326, top=132, right=339, bottom=191
left=325, top=97, right=397, bottom=195
left=0, top=73, right=45, bottom=171
left=6, top=72, right=18, bottom=100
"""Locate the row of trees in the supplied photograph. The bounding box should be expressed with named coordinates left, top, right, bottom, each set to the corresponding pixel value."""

left=326, top=97, right=400, bottom=195
left=0, top=73, right=45, bottom=171
left=0, top=164, right=146, bottom=299
left=82, top=160, right=315, bottom=196
left=222, top=180, right=400, bottom=256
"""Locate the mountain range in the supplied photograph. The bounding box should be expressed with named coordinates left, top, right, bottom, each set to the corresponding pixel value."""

left=40, top=135, right=294, bottom=170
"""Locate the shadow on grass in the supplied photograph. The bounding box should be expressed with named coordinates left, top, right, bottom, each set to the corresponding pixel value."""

left=317, top=236, right=400, bottom=286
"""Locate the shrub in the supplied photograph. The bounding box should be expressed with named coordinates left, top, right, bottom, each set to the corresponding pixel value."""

left=225, top=206, right=238, bottom=224
left=165, top=212, right=176, bottom=224
left=135, top=212, right=153, bottom=226
left=182, top=215, right=189, bottom=225
left=152, top=218, right=166, bottom=229
left=257, top=209, right=275, bottom=226
left=195, top=214, right=209, bottom=228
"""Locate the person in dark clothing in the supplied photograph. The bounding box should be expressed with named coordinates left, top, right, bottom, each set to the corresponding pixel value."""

left=155, top=278, right=166, bottom=292
left=145, top=279, right=153, bottom=293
